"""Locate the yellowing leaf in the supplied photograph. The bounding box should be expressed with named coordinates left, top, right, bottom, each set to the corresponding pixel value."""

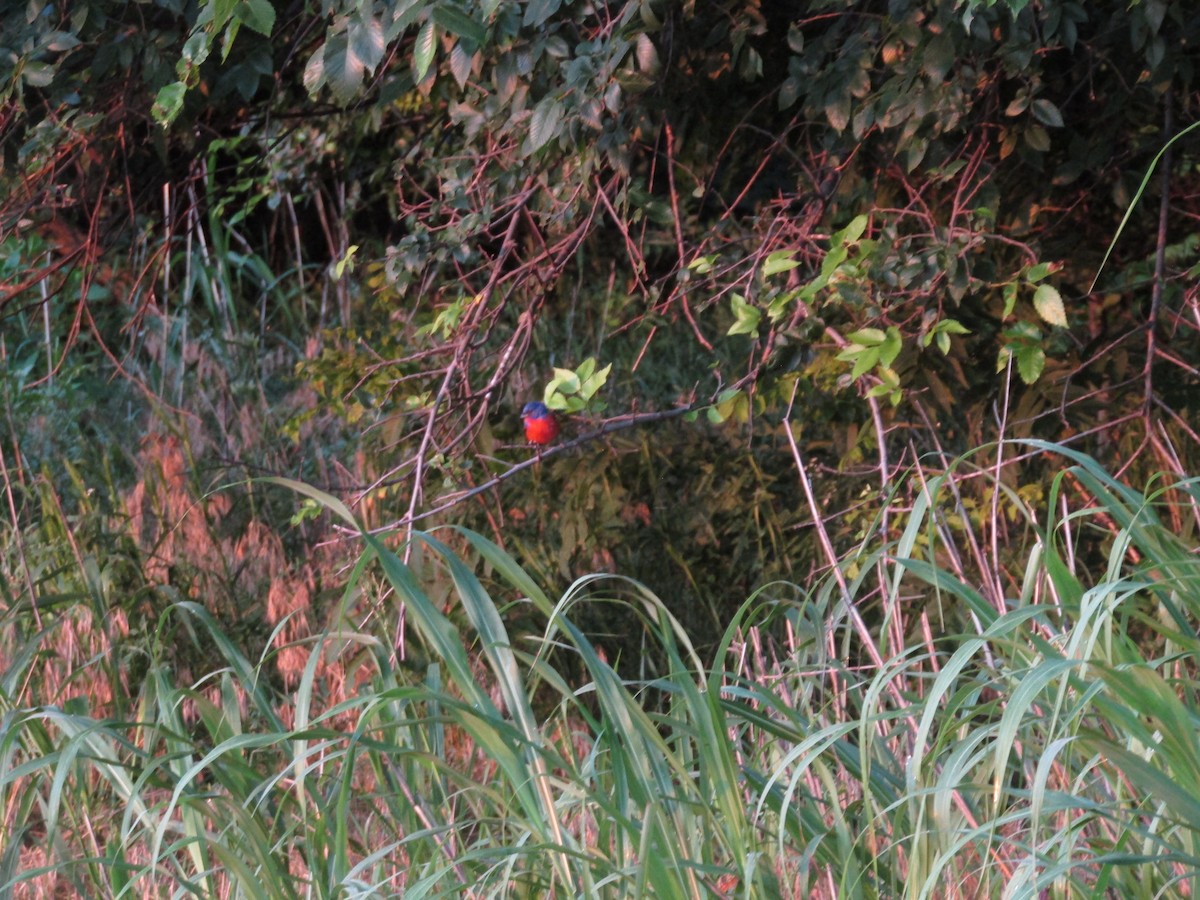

left=1033, top=283, right=1066, bottom=327
left=825, top=94, right=850, bottom=133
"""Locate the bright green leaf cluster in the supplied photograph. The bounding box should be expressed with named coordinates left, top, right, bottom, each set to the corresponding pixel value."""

left=726, top=217, right=870, bottom=339
left=837, top=326, right=904, bottom=405
left=418, top=294, right=481, bottom=340
left=998, top=322, right=1046, bottom=385
left=544, top=357, right=612, bottom=414
left=706, top=388, right=747, bottom=424
left=995, top=260, right=1066, bottom=383
left=153, top=0, right=276, bottom=124
left=727, top=294, right=760, bottom=337
left=920, top=318, right=971, bottom=355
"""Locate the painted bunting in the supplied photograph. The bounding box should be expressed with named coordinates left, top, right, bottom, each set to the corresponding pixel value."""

left=521, top=401, right=560, bottom=445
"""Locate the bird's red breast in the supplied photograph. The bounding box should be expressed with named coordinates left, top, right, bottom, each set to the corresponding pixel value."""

left=522, top=401, right=559, bottom=445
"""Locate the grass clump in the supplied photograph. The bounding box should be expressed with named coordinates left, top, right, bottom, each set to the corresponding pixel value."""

left=3, top=445, right=1200, bottom=896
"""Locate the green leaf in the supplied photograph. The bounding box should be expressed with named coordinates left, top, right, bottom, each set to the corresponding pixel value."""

left=787, top=23, right=804, bottom=54
left=762, top=251, right=799, bottom=277
left=523, top=0, right=561, bottom=27
left=905, top=140, right=928, bottom=173
left=878, top=326, right=902, bottom=368
left=778, top=75, right=800, bottom=111
left=851, top=347, right=879, bottom=379
left=727, top=294, right=761, bottom=336
left=715, top=389, right=747, bottom=422
left=45, top=31, right=82, bottom=51
left=767, top=288, right=799, bottom=322
left=1002, top=282, right=1018, bottom=319
left=578, top=361, right=611, bottom=398
left=180, top=31, right=213, bottom=73
left=846, top=327, right=886, bottom=346
left=152, top=82, right=187, bottom=125
left=333, top=245, right=359, bottom=280
left=412, top=18, right=436, bottom=82
left=199, top=0, right=237, bottom=30
left=432, top=5, right=486, bottom=46
left=448, top=42, right=474, bottom=89
left=825, top=93, right=850, bottom=133
left=548, top=366, right=580, bottom=394
left=22, top=61, right=55, bottom=87
left=931, top=317, right=970, bottom=355
left=219, top=18, right=243, bottom=61
left=837, top=344, right=879, bottom=380
left=347, top=14, right=385, bottom=76
left=325, top=33, right=366, bottom=102
left=1016, top=344, right=1045, bottom=384
left=527, top=95, right=563, bottom=152
left=238, top=0, right=275, bottom=35
left=1024, top=124, right=1051, bottom=152
left=1031, top=98, right=1064, bottom=128
left=1005, top=95, right=1029, bottom=117
left=866, top=367, right=902, bottom=405
left=1033, top=283, right=1066, bottom=327
left=1026, top=261, right=1055, bottom=282
left=302, top=46, right=324, bottom=95
left=923, top=32, right=954, bottom=82
left=835, top=214, right=869, bottom=246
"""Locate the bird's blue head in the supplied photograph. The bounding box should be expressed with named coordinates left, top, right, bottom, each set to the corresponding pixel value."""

left=522, top=401, right=551, bottom=419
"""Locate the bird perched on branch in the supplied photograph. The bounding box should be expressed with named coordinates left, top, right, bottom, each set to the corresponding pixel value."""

left=521, top=401, right=560, bottom=446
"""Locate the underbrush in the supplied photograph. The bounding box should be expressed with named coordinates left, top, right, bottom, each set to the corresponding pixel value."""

left=2, top=444, right=1200, bottom=897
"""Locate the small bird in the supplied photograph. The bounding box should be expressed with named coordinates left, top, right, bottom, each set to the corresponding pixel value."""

left=521, top=401, right=560, bottom=446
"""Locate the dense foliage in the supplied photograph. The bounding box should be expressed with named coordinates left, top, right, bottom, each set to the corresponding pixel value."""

left=5, top=453, right=1200, bottom=896
left=4, top=0, right=1200, bottom=892
left=4, top=1, right=1199, bottom=551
